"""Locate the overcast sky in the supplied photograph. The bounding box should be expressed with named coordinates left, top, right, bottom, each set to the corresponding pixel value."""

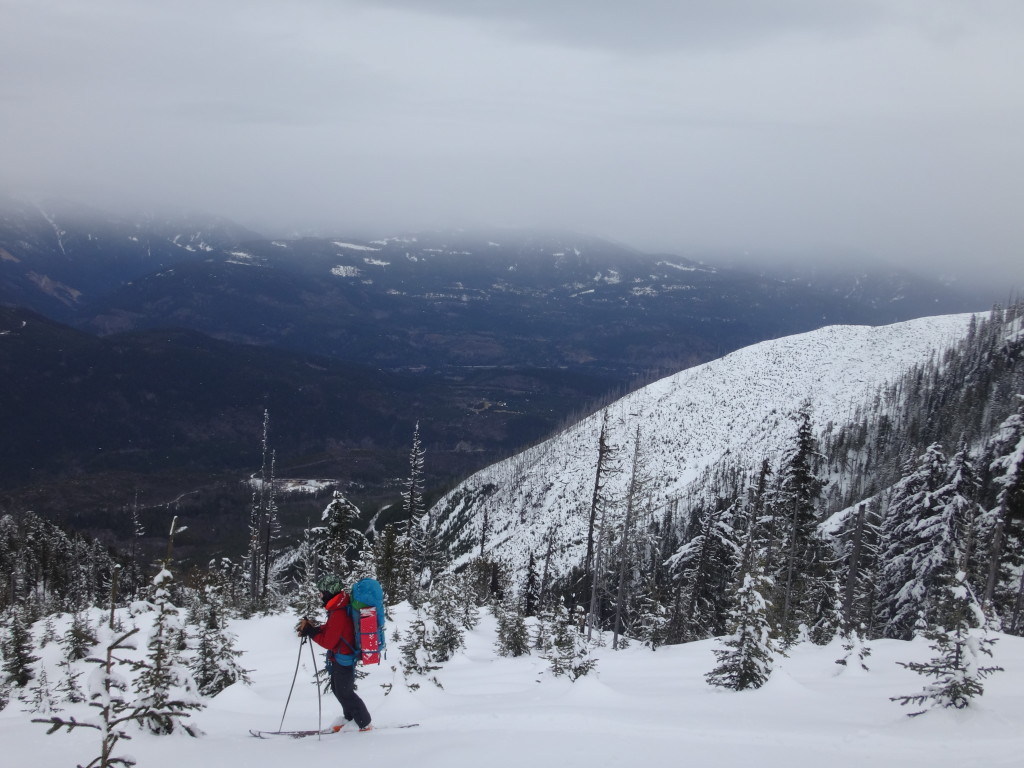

left=2, top=0, right=1022, bottom=288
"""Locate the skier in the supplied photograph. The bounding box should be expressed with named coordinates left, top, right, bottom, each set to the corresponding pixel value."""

left=297, top=574, right=373, bottom=732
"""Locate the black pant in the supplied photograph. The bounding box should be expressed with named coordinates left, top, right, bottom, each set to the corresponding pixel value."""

left=329, top=660, right=372, bottom=729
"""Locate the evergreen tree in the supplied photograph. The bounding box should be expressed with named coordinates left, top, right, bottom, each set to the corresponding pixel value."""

left=611, top=426, right=653, bottom=649
left=981, top=400, right=1024, bottom=629
left=245, top=409, right=279, bottom=613
left=401, top=422, right=428, bottom=604
left=835, top=629, right=872, bottom=673
left=23, top=663, right=60, bottom=714
left=891, top=570, right=1002, bottom=715
left=426, top=575, right=465, bottom=662
left=2, top=604, right=39, bottom=688
left=56, top=656, right=85, bottom=705
left=133, top=568, right=202, bottom=735
left=373, top=523, right=402, bottom=605
left=189, top=583, right=252, bottom=697
left=495, top=596, right=531, bottom=657
left=397, top=612, right=441, bottom=689
left=290, top=532, right=323, bottom=621
left=664, top=499, right=741, bottom=643
left=877, top=444, right=982, bottom=639
left=772, top=406, right=827, bottom=641
left=63, top=612, right=98, bottom=662
left=318, top=491, right=368, bottom=582
left=543, top=601, right=597, bottom=681
left=522, top=552, right=540, bottom=618
left=835, top=499, right=884, bottom=639
left=35, top=627, right=199, bottom=767
left=582, top=411, right=617, bottom=629
left=40, top=615, right=58, bottom=647
left=705, top=571, right=776, bottom=691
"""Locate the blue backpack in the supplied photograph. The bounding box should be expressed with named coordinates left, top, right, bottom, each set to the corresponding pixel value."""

left=350, top=578, right=386, bottom=664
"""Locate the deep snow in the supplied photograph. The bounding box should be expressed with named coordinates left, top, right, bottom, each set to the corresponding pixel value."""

left=6, top=603, right=1023, bottom=768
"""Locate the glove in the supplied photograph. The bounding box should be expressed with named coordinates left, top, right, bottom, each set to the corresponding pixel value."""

left=296, top=618, right=319, bottom=638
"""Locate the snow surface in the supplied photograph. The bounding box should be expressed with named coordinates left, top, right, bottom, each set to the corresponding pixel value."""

left=7, top=604, right=1023, bottom=768
left=436, top=313, right=984, bottom=579
left=330, top=266, right=361, bottom=278
left=332, top=242, right=381, bottom=252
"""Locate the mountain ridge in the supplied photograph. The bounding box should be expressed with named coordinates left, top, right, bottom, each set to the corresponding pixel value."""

left=432, top=312, right=986, bottom=579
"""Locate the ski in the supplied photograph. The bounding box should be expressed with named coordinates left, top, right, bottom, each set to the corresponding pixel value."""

left=250, top=724, right=419, bottom=739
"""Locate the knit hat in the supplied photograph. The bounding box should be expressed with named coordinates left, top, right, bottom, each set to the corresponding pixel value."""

left=316, top=574, right=344, bottom=595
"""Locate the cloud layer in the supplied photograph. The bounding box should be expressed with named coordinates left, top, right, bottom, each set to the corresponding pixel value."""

left=2, top=0, right=1021, bottom=288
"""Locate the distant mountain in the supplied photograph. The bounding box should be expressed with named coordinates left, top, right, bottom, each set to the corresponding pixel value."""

left=77, top=230, right=994, bottom=378
left=430, top=311, right=991, bottom=581
left=0, top=195, right=260, bottom=323
left=0, top=197, right=1003, bottom=554
left=1, top=199, right=993, bottom=380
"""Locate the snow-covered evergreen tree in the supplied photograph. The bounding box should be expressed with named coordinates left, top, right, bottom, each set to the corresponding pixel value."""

left=705, top=571, right=776, bottom=691
left=877, top=444, right=982, bottom=639
left=397, top=611, right=442, bottom=690
left=495, top=596, right=530, bottom=657
left=771, top=406, right=828, bottom=641
left=63, top=611, right=98, bottom=662
left=189, top=583, right=251, bottom=697
left=426, top=575, right=465, bottom=662
left=835, top=629, right=872, bottom=673
left=133, top=568, right=202, bottom=735
left=2, top=604, right=39, bottom=688
left=23, top=663, right=59, bottom=714
left=981, top=399, right=1024, bottom=629
left=56, top=656, right=85, bottom=705
left=665, top=499, right=741, bottom=643
left=34, top=625, right=203, bottom=767
left=400, top=422, right=429, bottom=604
left=891, top=570, right=1002, bottom=715
left=543, top=601, right=597, bottom=681
left=318, top=491, right=368, bottom=583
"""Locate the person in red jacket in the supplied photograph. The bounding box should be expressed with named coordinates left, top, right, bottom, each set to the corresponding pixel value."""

left=297, top=574, right=372, bottom=732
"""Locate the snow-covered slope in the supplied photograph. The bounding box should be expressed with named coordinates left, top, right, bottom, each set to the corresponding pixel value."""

left=8, top=604, right=1023, bottom=768
left=433, top=313, right=982, bottom=578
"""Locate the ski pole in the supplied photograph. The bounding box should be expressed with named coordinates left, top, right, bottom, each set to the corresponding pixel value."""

left=279, top=636, right=306, bottom=733
left=309, top=635, right=322, bottom=739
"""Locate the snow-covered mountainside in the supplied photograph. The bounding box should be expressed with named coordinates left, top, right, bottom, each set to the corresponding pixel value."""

left=433, top=313, right=983, bottom=578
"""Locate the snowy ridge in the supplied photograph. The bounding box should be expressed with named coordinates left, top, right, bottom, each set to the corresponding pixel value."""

left=434, top=313, right=983, bottom=578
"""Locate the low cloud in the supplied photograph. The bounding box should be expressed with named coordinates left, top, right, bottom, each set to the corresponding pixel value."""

left=1, top=0, right=1021, bottom=291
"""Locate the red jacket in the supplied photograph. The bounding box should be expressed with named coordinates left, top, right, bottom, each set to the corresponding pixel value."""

left=310, top=592, right=358, bottom=662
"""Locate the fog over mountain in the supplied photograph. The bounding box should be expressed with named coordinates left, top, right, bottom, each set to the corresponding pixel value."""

left=1, top=1, right=1022, bottom=292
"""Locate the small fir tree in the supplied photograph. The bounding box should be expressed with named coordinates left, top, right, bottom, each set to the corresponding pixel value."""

left=495, top=597, right=531, bottom=658
left=2, top=604, right=39, bottom=688
left=34, top=627, right=203, bottom=768
left=835, top=629, right=872, bottom=673
left=398, top=612, right=441, bottom=689
left=891, top=571, right=1002, bottom=715
left=426, top=575, right=465, bottom=662
left=189, top=584, right=251, bottom=697
left=23, top=663, right=60, bottom=714
left=133, top=568, right=202, bottom=735
left=544, top=601, right=597, bottom=681
left=705, top=572, right=776, bottom=691
left=56, top=656, right=86, bottom=704
left=64, top=612, right=98, bottom=662
left=40, top=615, right=58, bottom=647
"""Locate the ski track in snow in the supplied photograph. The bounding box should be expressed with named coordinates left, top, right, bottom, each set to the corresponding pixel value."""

left=436, top=313, right=984, bottom=579
left=6, top=604, right=1023, bottom=768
